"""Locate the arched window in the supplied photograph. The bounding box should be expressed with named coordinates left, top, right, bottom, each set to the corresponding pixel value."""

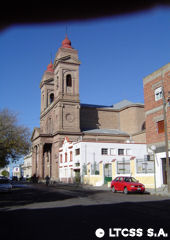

left=141, top=121, right=146, bottom=131
left=50, top=93, right=54, bottom=104
left=66, top=74, right=72, bottom=87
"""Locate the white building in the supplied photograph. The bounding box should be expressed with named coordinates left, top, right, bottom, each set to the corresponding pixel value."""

left=59, top=137, right=153, bottom=186
left=148, top=148, right=170, bottom=188
left=22, top=152, right=32, bottom=178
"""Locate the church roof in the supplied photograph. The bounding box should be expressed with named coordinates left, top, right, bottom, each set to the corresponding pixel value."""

left=82, top=128, right=129, bottom=136
left=112, top=99, right=143, bottom=109
left=81, top=100, right=144, bottom=110
left=81, top=103, right=111, bottom=108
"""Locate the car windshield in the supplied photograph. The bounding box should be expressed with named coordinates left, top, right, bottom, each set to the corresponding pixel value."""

left=124, top=177, right=137, bottom=183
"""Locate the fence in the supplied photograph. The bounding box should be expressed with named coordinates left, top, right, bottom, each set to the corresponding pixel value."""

left=136, top=159, right=154, bottom=174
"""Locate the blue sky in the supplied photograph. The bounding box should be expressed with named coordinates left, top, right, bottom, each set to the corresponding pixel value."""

left=0, top=6, right=170, bottom=133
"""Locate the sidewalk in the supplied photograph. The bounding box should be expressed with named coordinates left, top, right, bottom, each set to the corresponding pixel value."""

left=146, top=185, right=170, bottom=197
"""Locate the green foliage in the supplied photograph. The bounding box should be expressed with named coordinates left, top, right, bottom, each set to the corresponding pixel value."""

left=0, top=109, right=31, bottom=167
left=95, top=170, right=99, bottom=175
left=1, top=169, right=9, bottom=177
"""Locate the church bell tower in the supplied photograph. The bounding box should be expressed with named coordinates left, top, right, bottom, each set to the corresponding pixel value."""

left=53, top=35, right=81, bottom=133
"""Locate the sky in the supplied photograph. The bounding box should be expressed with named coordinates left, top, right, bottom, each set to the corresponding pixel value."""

left=0, top=6, right=170, bottom=134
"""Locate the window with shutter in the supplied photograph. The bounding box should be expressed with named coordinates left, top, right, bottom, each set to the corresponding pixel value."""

left=157, top=120, right=164, bottom=134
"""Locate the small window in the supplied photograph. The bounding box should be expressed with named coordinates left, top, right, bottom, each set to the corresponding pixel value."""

left=101, top=148, right=108, bottom=155
left=141, top=121, right=146, bottom=131
left=70, top=151, right=73, bottom=161
left=50, top=93, right=54, bottom=104
left=110, top=148, right=116, bottom=155
left=66, top=74, right=72, bottom=87
left=155, top=87, right=163, bottom=101
left=157, top=120, right=164, bottom=134
left=118, top=149, right=124, bottom=155
left=65, top=152, right=67, bottom=162
left=75, top=148, right=80, bottom=155
left=126, top=149, right=132, bottom=155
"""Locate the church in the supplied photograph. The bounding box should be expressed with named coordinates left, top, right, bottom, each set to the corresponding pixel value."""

left=31, top=35, right=146, bottom=181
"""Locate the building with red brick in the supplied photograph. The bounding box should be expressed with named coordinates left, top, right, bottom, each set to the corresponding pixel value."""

left=143, top=63, right=170, bottom=187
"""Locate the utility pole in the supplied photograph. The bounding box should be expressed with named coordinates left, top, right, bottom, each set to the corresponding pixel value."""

left=162, top=78, right=170, bottom=192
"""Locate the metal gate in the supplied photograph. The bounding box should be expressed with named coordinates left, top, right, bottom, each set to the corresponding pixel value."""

left=104, top=163, right=112, bottom=184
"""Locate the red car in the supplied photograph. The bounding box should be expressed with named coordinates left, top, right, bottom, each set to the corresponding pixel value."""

left=111, top=176, right=145, bottom=194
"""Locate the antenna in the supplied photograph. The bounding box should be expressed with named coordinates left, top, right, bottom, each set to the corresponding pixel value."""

left=66, top=25, right=68, bottom=35
left=65, top=24, right=70, bottom=37
left=50, top=51, right=52, bottom=63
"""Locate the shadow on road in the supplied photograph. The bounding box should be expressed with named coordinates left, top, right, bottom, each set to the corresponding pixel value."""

left=0, top=200, right=170, bottom=240
left=0, top=184, right=104, bottom=208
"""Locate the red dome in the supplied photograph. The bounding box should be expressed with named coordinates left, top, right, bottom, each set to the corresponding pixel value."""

left=46, top=61, right=54, bottom=72
left=61, top=35, right=72, bottom=49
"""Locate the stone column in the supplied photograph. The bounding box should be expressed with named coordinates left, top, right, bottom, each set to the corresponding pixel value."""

left=38, top=143, right=43, bottom=179
left=32, top=146, right=36, bottom=176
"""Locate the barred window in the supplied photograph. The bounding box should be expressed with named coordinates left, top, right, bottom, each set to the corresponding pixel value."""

left=82, top=163, right=87, bottom=175
left=118, top=149, right=124, bottom=155
left=91, top=161, right=99, bottom=175
left=136, top=159, right=154, bottom=173
left=101, top=148, right=108, bottom=155
left=117, top=160, right=130, bottom=174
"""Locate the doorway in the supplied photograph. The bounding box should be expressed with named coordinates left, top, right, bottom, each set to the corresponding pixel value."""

left=104, top=163, right=112, bottom=184
left=161, top=158, right=170, bottom=185
left=43, top=143, right=52, bottom=179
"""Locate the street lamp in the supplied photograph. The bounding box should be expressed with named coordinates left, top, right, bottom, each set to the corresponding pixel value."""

left=151, top=145, right=156, bottom=193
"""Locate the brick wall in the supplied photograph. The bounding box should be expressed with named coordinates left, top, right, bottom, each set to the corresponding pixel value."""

left=143, top=63, right=170, bottom=147
left=119, top=106, right=145, bottom=135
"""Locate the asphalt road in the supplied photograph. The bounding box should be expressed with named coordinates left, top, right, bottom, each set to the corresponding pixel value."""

left=0, top=183, right=170, bottom=240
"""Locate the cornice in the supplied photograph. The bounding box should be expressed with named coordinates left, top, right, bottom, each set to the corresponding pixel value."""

left=40, top=97, right=80, bottom=119
left=143, top=63, right=170, bottom=86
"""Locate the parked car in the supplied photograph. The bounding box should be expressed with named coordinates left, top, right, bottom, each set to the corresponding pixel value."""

left=0, top=177, right=12, bottom=192
left=111, top=176, right=145, bottom=194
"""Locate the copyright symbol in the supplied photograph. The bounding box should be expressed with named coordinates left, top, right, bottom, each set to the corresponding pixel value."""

left=95, top=228, right=105, bottom=238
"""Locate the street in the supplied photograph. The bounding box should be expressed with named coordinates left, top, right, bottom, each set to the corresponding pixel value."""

left=0, top=183, right=170, bottom=240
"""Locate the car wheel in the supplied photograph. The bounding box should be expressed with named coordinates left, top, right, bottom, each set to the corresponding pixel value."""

left=111, top=186, right=116, bottom=193
left=124, top=187, right=128, bottom=194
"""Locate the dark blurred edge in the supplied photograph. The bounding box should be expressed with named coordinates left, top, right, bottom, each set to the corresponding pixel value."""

left=0, top=0, right=170, bottom=31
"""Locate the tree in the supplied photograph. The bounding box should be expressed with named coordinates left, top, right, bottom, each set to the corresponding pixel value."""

left=1, top=169, right=9, bottom=177
left=0, top=109, right=31, bottom=168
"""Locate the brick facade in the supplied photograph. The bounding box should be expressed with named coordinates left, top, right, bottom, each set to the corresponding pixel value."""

left=143, top=63, right=170, bottom=150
